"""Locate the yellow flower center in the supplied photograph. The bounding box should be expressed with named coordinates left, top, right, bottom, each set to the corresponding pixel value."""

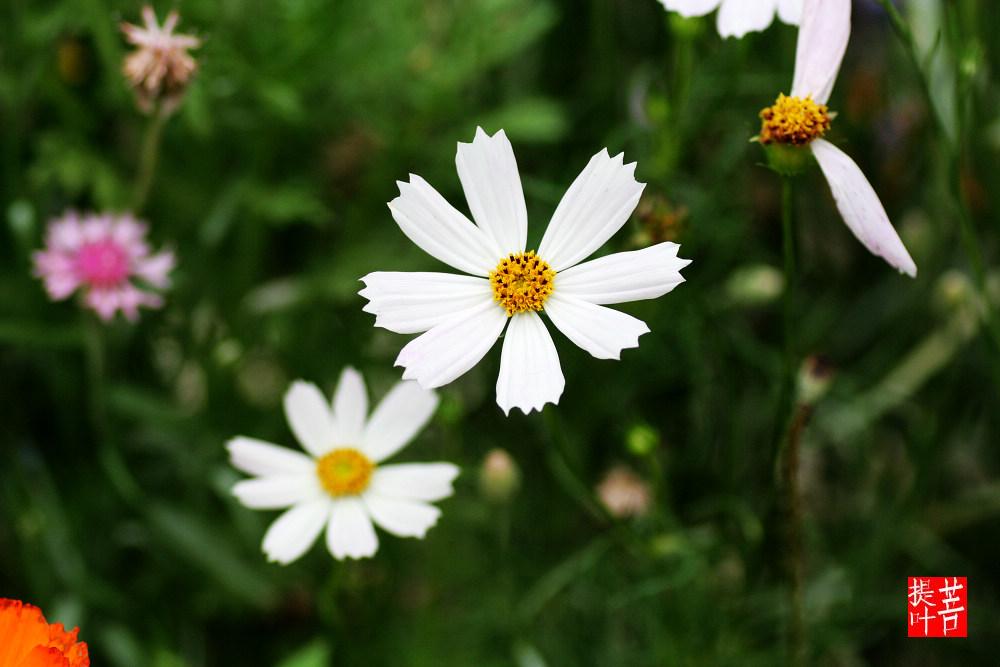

left=315, top=448, right=374, bottom=497
left=759, top=94, right=831, bottom=146
left=490, top=251, right=556, bottom=316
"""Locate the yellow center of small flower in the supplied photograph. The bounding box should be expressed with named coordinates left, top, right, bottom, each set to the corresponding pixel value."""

left=759, top=94, right=831, bottom=145
left=315, top=448, right=374, bottom=497
left=490, top=251, right=556, bottom=316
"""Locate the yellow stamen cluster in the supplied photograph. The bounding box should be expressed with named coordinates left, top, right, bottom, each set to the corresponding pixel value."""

left=490, top=251, right=556, bottom=317
left=316, top=448, right=374, bottom=497
left=759, top=94, right=831, bottom=146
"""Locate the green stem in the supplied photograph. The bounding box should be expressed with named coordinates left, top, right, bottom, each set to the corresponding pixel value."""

left=132, top=106, right=169, bottom=213
left=781, top=178, right=796, bottom=374
left=774, top=177, right=805, bottom=664
left=82, top=316, right=142, bottom=504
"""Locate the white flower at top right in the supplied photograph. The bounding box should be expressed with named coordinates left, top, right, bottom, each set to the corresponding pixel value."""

left=758, top=0, right=916, bottom=277
left=658, top=0, right=803, bottom=39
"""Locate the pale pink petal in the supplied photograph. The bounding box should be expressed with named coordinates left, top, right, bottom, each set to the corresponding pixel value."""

left=811, top=139, right=917, bottom=277
left=84, top=288, right=120, bottom=321
left=790, top=0, right=851, bottom=104
left=48, top=215, right=84, bottom=250
left=134, top=251, right=175, bottom=288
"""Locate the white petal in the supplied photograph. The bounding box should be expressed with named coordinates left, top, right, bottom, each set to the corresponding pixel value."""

left=331, top=367, right=367, bottom=445
left=777, top=0, right=802, bottom=25
left=388, top=175, right=500, bottom=276
left=232, top=475, right=322, bottom=509
left=283, top=381, right=336, bottom=457
left=657, top=0, right=721, bottom=17
left=363, top=493, right=442, bottom=538
left=359, top=271, right=493, bottom=334
left=554, top=243, right=690, bottom=305
left=538, top=149, right=645, bottom=272
left=717, top=0, right=778, bottom=38
left=395, top=299, right=508, bottom=389
left=368, top=463, right=460, bottom=502
left=362, top=381, right=440, bottom=463
left=496, top=312, right=565, bottom=415
left=545, top=294, right=650, bottom=360
left=226, top=436, right=315, bottom=477
left=325, top=498, right=378, bottom=560
left=261, top=499, right=331, bottom=565
left=811, top=139, right=917, bottom=276
left=285, top=380, right=336, bottom=456
left=790, top=0, right=851, bottom=104
left=456, top=128, right=528, bottom=256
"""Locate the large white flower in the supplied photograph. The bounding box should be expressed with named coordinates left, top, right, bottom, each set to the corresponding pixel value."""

left=658, top=0, right=802, bottom=39
left=227, top=369, right=457, bottom=563
left=758, top=0, right=916, bottom=276
left=360, top=128, right=690, bottom=415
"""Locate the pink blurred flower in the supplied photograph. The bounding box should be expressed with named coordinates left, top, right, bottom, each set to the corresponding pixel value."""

left=121, top=6, right=200, bottom=113
left=33, top=211, right=175, bottom=322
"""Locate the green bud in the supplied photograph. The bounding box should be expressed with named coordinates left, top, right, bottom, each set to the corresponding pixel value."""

left=760, top=142, right=815, bottom=177
left=479, top=448, right=520, bottom=503
left=626, top=423, right=659, bottom=457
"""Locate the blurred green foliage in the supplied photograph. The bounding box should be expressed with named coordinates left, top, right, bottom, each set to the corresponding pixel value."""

left=1, top=0, right=999, bottom=665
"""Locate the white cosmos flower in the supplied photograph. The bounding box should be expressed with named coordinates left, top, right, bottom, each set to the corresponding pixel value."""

left=658, top=0, right=803, bottom=38
left=227, top=369, right=457, bottom=563
left=758, top=0, right=917, bottom=276
left=360, top=128, right=691, bottom=415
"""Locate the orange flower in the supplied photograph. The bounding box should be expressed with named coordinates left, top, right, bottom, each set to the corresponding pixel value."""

left=0, top=599, right=89, bottom=667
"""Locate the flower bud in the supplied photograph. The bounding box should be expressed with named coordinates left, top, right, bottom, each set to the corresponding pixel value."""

left=596, top=466, right=652, bottom=519
left=479, top=448, right=520, bottom=503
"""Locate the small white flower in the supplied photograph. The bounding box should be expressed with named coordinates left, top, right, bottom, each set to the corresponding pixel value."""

left=227, top=369, right=456, bottom=563
left=658, top=0, right=802, bottom=39
left=361, top=128, right=690, bottom=415
left=758, top=0, right=917, bottom=276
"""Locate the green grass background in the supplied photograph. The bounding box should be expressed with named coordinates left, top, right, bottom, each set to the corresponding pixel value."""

left=1, top=0, right=998, bottom=664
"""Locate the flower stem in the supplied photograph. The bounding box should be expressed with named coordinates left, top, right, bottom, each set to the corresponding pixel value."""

left=780, top=403, right=809, bottom=667
left=781, top=177, right=796, bottom=373
left=775, top=176, right=805, bottom=664
left=82, top=316, right=141, bottom=504
left=132, top=106, right=169, bottom=214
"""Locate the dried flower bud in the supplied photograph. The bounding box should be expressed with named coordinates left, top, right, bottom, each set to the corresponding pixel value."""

left=479, top=448, right=520, bottom=503
left=596, top=465, right=652, bottom=519
left=796, top=355, right=834, bottom=406
left=121, top=6, right=200, bottom=114
left=631, top=193, right=687, bottom=246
